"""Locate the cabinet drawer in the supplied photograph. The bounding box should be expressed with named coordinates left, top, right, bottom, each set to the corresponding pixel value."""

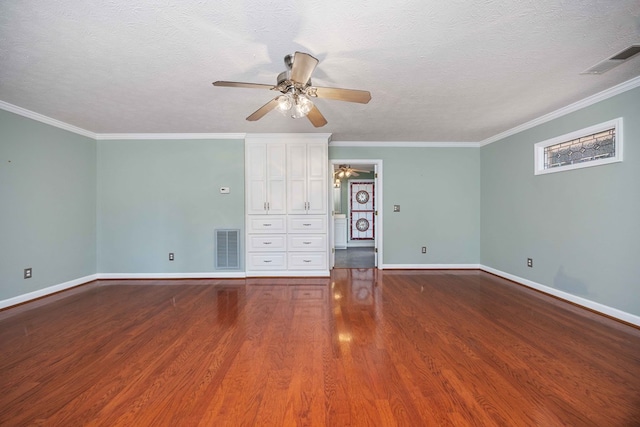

left=247, top=216, right=286, bottom=233
left=287, top=234, right=326, bottom=251
left=247, top=253, right=286, bottom=270
left=248, top=235, right=286, bottom=252
left=287, top=215, right=327, bottom=233
left=287, top=252, right=327, bottom=270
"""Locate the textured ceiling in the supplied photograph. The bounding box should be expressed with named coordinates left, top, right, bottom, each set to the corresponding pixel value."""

left=1, top=0, right=639, bottom=142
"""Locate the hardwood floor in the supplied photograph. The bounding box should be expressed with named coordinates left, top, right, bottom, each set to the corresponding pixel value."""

left=1, top=270, right=639, bottom=426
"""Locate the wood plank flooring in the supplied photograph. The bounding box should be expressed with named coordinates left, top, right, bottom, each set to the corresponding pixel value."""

left=1, top=270, right=639, bottom=426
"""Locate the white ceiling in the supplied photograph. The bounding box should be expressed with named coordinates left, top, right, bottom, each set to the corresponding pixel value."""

left=1, top=1, right=639, bottom=142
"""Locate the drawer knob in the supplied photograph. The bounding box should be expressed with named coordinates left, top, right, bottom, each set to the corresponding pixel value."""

left=263, top=260, right=272, bottom=263
left=263, top=223, right=272, bottom=226
left=302, top=241, right=312, bottom=245
left=263, top=242, right=272, bottom=245
left=303, top=259, right=311, bottom=263
left=303, top=223, right=311, bottom=226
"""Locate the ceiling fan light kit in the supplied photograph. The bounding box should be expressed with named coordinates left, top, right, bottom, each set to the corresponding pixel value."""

left=334, top=164, right=370, bottom=180
left=213, top=51, right=371, bottom=127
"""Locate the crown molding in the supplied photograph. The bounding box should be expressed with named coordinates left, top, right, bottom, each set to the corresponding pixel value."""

left=480, top=75, right=640, bottom=147
left=330, top=140, right=479, bottom=148
left=246, top=133, right=332, bottom=140
left=95, top=133, right=246, bottom=140
left=0, top=100, right=96, bottom=139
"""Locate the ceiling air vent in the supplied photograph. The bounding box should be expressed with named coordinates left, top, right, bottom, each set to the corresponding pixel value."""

left=581, top=45, right=640, bottom=75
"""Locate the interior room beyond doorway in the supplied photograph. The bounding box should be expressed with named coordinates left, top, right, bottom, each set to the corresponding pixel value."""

left=331, top=161, right=381, bottom=269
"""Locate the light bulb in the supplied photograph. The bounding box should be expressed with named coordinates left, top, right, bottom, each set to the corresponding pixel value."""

left=345, top=171, right=352, bottom=177
left=276, top=94, right=292, bottom=116
left=338, top=171, right=345, bottom=178
left=290, top=94, right=313, bottom=118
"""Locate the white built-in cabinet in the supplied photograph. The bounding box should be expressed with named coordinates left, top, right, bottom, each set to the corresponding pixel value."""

left=245, top=134, right=330, bottom=277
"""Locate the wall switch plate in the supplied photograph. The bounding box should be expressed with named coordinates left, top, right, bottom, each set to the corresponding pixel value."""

left=421, top=246, right=427, bottom=254
left=169, top=253, right=174, bottom=261
left=220, top=187, right=230, bottom=194
left=527, top=258, right=533, bottom=268
left=393, top=205, right=400, bottom=212
left=24, top=268, right=32, bottom=279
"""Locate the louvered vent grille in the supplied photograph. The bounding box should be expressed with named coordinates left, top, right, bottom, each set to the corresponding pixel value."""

left=215, top=229, right=240, bottom=270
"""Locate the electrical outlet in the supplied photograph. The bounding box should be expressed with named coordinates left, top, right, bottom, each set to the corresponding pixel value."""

left=24, top=268, right=32, bottom=279
left=393, top=205, right=400, bottom=212
left=527, top=258, right=533, bottom=268
left=169, top=253, right=174, bottom=261
left=421, top=246, right=427, bottom=254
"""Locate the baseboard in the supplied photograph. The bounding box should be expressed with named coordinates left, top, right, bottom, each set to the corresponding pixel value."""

left=0, top=274, right=98, bottom=310
left=382, top=263, right=481, bottom=270
left=97, top=272, right=247, bottom=279
left=347, top=242, right=375, bottom=248
left=480, top=265, right=640, bottom=327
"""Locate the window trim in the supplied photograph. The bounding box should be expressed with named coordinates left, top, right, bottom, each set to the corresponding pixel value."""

left=534, top=118, right=623, bottom=175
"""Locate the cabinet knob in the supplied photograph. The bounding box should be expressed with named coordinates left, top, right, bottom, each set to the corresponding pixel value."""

left=303, top=223, right=311, bottom=226
left=303, top=241, right=312, bottom=245
left=263, top=242, right=272, bottom=245
left=263, top=260, right=272, bottom=263
left=303, top=259, right=311, bottom=263
left=263, top=223, right=272, bottom=226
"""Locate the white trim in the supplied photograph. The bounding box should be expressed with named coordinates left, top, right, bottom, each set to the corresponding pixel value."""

left=330, top=140, right=479, bottom=148
left=0, top=100, right=96, bottom=139
left=97, top=272, right=246, bottom=279
left=347, top=242, right=375, bottom=248
left=534, top=117, right=623, bottom=175
left=0, top=274, right=98, bottom=310
left=480, top=265, right=640, bottom=327
left=480, top=75, right=640, bottom=147
left=245, top=270, right=330, bottom=277
left=382, top=264, right=481, bottom=270
left=96, top=133, right=246, bottom=140
left=246, top=133, right=332, bottom=140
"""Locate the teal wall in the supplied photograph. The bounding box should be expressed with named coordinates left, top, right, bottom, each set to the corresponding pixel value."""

left=2, top=83, right=638, bottom=319
left=0, top=110, right=96, bottom=300
left=97, top=139, right=245, bottom=273
left=329, top=147, right=481, bottom=265
left=481, top=87, right=640, bottom=316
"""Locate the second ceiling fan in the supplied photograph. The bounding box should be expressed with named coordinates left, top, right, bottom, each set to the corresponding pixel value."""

left=213, top=52, right=371, bottom=128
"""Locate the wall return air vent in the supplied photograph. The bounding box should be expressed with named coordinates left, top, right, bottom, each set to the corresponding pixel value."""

left=215, top=229, right=240, bottom=270
left=581, top=45, right=640, bottom=75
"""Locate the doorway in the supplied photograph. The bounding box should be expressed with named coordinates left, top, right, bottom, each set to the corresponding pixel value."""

left=329, top=159, right=383, bottom=269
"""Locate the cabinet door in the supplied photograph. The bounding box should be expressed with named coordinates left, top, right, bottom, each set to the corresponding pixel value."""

left=246, top=143, right=268, bottom=214
left=266, top=144, right=286, bottom=214
left=287, top=144, right=308, bottom=214
left=306, top=143, right=327, bottom=214
left=246, top=142, right=286, bottom=215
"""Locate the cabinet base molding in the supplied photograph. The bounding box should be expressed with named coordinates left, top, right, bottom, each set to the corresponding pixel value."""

left=246, top=270, right=330, bottom=278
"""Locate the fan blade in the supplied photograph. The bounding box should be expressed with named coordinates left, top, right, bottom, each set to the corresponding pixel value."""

left=290, top=52, right=318, bottom=85
left=306, top=105, right=328, bottom=128
left=350, top=171, right=360, bottom=177
left=246, top=98, right=279, bottom=121
left=213, top=81, right=275, bottom=90
left=311, top=86, right=371, bottom=104
left=351, top=168, right=370, bottom=173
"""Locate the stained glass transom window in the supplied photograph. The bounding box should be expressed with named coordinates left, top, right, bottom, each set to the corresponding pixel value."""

left=534, top=118, right=623, bottom=176
left=544, top=128, right=615, bottom=169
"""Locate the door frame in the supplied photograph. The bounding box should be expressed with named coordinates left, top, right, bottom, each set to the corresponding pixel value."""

left=328, top=159, right=383, bottom=269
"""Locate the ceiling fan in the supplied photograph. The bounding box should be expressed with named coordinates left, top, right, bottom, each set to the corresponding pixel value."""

left=334, top=164, right=371, bottom=179
left=213, top=52, right=371, bottom=128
